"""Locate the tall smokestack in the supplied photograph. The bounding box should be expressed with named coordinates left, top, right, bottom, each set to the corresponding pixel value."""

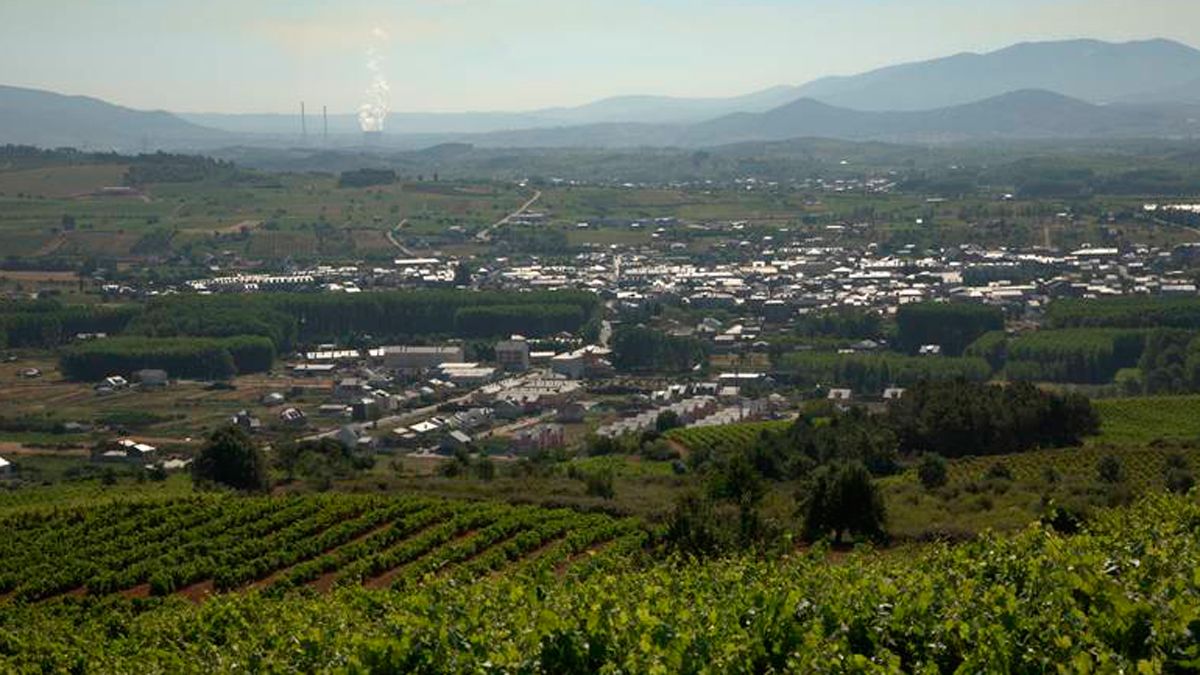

left=322, top=105, right=328, bottom=144
left=300, top=101, right=307, bottom=143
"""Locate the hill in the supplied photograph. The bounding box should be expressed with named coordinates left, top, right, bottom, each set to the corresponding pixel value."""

left=685, top=90, right=1200, bottom=144
left=0, top=85, right=227, bottom=152
left=794, top=38, right=1200, bottom=110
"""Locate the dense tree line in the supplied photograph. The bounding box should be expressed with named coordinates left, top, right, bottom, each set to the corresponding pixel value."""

left=268, top=289, right=597, bottom=342
left=963, top=330, right=1008, bottom=371
left=123, top=153, right=237, bottom=185
left=454, top=304, right=584, bottom=338
left=895, top=302, right=1004, bottom=356
left=337, top=169, right=397, bottom=188
left=59, top=336, right=274, bottom=381
left=740, top=407, right=900, bottom=480
left=777, top=352, right=991, bottom=392
left=1046, top=297, right=1200, bottom=330
left=1004, top=329, right=1146, bottom=384
left=611, top=326, right=708, bottom=373
left=3, top=290, right=598, bottom=352
left=794, top=308, right=883, bottom=340
left=0, top=300, right=140, bottom=349
left=1137, top=329, right=1200, bottom=394
left=127, top=302, right=298, bottom=351
left=134, top=290, right=598, bottom=345
left=885, top=380, right=1098, bottom=458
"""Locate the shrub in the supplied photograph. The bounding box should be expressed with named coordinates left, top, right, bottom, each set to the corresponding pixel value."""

left=917, top=453, right=948, bottom=490
left=1097, top=455, right=1125, bottom=484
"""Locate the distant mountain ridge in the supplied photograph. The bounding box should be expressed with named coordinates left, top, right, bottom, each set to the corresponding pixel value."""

left=4, top=38, right=1200, bottom=151
left=791, top=38, right=1200, bottom=111
left=0, top=85, right=223, bottom=151
left=456, top=90, right=1200, bottom=148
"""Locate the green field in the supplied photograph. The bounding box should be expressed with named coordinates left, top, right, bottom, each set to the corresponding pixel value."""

left=0, top=163, right=529, bottom=263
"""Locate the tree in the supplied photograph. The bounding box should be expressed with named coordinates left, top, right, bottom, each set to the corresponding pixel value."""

left=192, top=426, right=268, bottom=491
left=917, top=453, right=948, bottom=489
left=801, top=461, right=886, bottom=543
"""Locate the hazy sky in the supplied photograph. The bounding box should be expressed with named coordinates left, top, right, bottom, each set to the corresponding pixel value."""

left=1, top=0, right=1197, bottom=114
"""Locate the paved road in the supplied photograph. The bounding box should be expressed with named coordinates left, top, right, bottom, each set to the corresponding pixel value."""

left=475, top=190, right=542, bottom=242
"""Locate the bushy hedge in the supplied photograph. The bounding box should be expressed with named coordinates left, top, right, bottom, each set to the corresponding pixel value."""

left=262, top=289, right=600, bottom=341
left=59, top=336, right=274, bottom=381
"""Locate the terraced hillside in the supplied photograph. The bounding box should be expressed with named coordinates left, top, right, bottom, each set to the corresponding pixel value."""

left=0, top=494, right=646, bottom=602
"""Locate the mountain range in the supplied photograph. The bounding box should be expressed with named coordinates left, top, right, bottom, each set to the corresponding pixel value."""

left=2, top=38, right=1200, bottom=152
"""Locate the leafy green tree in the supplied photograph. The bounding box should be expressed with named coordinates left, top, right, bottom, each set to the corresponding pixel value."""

left=801, top=461, right=886, bottom=543
left=192, top=426, right=268, bottom=492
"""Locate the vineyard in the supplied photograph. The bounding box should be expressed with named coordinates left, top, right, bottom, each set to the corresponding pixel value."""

left=1092, top=395, right=1200, bottom=445
left=665, top=420, right=792, bottom=455
left=0, top=493, right=646, bottom=603
left=941, top=444, right=1200, bottom=491
left=4, top=494, right=1200, bottom=670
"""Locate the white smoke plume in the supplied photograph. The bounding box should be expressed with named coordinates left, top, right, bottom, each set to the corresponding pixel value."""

left=358, top=27, right=390, bottom=132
